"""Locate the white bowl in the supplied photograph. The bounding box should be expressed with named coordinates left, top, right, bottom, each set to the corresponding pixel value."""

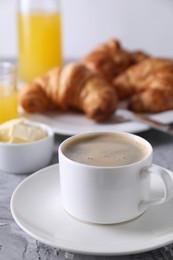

left=0, top=120, right=54, bottom=174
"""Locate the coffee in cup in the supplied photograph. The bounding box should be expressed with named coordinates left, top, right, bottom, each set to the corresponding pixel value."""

left=58, top=132, right=173, bottom=224
left=62, top=133, right=148, bottom=167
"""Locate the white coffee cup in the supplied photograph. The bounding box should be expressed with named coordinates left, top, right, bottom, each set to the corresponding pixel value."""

left=58, top=132, right=173, bottom=224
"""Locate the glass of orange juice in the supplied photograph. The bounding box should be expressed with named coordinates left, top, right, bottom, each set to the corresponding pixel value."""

left=17, top=0, right=63, bottom=82
left=0, top=62, right=18, bottom=124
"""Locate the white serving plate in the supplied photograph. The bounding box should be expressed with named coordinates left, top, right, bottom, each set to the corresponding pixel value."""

left=19, top=109, right=173, bottom=136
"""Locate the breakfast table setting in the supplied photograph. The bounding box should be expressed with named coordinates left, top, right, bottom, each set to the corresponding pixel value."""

left=2, top=1, right=173, bottom=259
left=1, top=49, right=173, bottom=260
left=1, top=127, right=173, bottom=260
left=2, top=52, right=173, bottom=259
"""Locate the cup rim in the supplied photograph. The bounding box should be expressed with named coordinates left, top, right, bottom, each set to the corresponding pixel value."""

left=59, top=131, right=153, bottom=169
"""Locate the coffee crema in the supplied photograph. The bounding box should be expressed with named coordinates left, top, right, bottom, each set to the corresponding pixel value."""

left=63, top=133, right=149, bottom=167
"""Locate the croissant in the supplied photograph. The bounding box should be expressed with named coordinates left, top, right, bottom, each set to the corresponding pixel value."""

left=18, top=82, right=55, bottom=113
left=128, top=88, right=173, bottom=113
left=18, top=62, right=118, bottom=121
left=81, top=38, right=149, bottom=96
left=113, top=58, right=173, bottom=112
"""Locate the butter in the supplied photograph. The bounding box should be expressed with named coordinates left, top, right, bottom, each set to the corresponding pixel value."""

left=0, top=119, right=48, bottom=143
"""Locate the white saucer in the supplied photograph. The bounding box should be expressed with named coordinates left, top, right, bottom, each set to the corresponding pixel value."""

left=11, top=164, right=173, bottom=256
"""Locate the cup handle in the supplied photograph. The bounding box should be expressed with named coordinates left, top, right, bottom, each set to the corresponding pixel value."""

left=139, top=165, right=173, bottom=211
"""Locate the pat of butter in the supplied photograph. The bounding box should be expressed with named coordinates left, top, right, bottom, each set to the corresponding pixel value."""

left=0, top=119, right=48, bottom=143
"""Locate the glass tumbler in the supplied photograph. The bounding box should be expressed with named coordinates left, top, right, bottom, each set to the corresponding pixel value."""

left=0, top=62, right=18, bottom=124
left=17, top=0, right=62, bottom=82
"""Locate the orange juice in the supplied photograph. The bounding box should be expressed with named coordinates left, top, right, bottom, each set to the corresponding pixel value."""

left=0, top=86, right=18, bottom=124
left=17, top=12, right=62, bottom=81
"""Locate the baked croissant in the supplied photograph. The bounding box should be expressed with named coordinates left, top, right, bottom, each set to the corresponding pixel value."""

left=128, top=88, right=173, bottom=113
left=18, top=82, right=55, bottom=113
left=81, top=38, right=149, bottom=93
left=113, top=58, right=173, bottom=112
left=18, top=62, right=118, bottom=121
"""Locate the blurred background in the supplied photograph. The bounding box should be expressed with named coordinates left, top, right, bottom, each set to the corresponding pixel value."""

left=0, top=0, right=173, bottom=61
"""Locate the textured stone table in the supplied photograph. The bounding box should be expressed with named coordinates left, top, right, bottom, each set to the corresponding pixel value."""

left=1, top=130, right=173, bottom=260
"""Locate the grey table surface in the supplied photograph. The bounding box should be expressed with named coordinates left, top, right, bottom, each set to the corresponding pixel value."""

left=1, top=129, right=173, bottom=260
